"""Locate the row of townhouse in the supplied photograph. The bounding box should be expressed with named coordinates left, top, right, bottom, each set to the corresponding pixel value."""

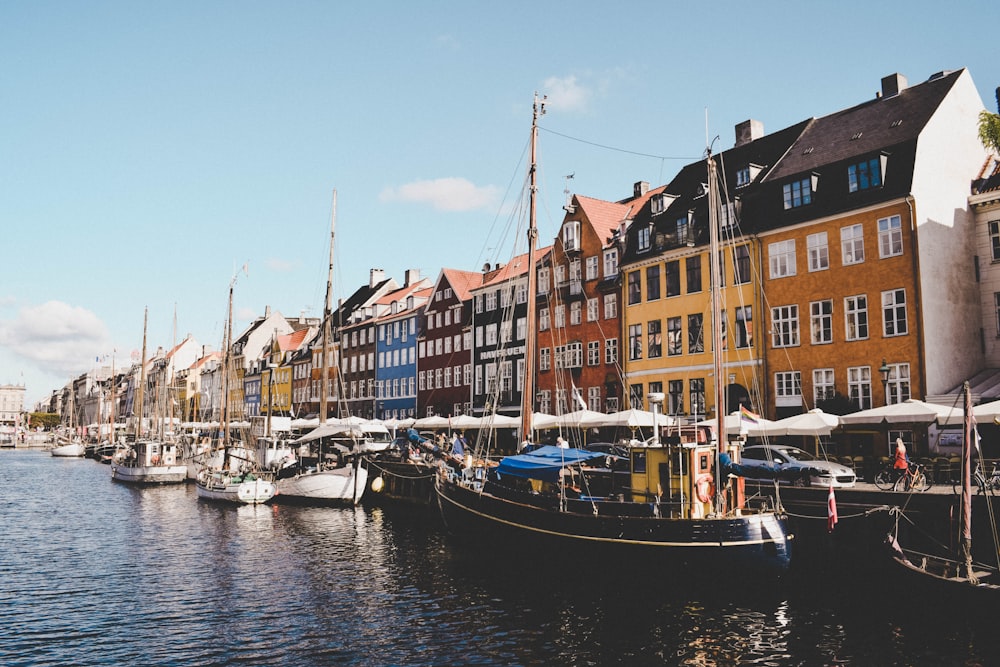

left=45, top=68, right=999, bottom=443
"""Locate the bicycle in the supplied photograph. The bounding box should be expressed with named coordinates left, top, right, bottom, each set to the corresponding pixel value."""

left=952, top=463, right=1000, bottom=495
left=874, top=463, right=929, bottom=492
left=893, top=463, right=930, bottom=492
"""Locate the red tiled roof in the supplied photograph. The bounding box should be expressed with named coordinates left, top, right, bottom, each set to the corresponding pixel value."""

left=440, top=268, right=486, bottom=302
left=277, top=328, right=312, bottom=353
left=478, top=245, right=553, bottom=288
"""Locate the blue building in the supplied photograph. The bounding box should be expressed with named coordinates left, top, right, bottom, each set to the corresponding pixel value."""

left=375, top=281, right=432, bottom=420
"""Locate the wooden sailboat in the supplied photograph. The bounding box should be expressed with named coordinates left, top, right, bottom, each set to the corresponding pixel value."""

left=270, top=189, right=369, bottom=505
left=195, top=276, right=276, bottom=504
left=434, top=96, right=792, bottom=573
left=111, top=307, right=187, bottom=484
left=51, top=382, right=86, bottom=457
left=885, top=381, right=1000, bottom=601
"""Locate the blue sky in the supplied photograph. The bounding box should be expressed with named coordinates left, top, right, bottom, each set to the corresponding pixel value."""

left=2, top=1, right=998, bottom=407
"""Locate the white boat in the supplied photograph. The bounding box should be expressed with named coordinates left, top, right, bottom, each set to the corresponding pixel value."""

left=195, top=467, right=275, bottom=504
left=50, top=438, right=86, bottom=457
left=195, top=272, right=276, bottom=505
left=111, top=439, right=187, bottom=484
left=272, top=428, right=369, bottom=505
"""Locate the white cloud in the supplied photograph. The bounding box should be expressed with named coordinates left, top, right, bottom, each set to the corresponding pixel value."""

left=379, top=178, right=499, bottom=212
left=0, top=301, right=110, bottom=377
left=541, top=75, right=591, bottom=113
left=435, top=34, right=460, bottom=51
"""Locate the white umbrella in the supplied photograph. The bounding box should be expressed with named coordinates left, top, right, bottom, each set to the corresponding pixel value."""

left=697, top=411, right=775, bottom=436
left=756, top=408, right=840, bottom=436
left=838, top=399, right=963, bottom=426
left=479, top=414, right=521, bottom=429
left=449, top=414, right=481, bottom=430
left=555, top=409, right=606, bottom=428
left=595, top=408, right=673, bottom=429
left=531, top=412, right=559, bottom=430
left=413, top=415, right=451, bottom=429
left=973, top=399, right=1000, bottom=422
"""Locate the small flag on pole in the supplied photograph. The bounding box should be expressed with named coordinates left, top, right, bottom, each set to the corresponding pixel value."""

left=827, top=483, right=838, bottom=533
left=740, top=405, right=760, bottom=424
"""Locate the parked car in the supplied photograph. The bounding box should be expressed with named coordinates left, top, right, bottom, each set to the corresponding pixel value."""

left=739, top=444, right=856, bottom=488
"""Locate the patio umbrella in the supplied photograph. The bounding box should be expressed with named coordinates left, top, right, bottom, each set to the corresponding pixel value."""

left=594, top=408, right=674, bottom=429
left=973, top=399, right=1000, bottom=422
left=555, top=409, right=606, bottom=428
left=757, top=408, right=840, bottom=436
left=413, top=415, right=451, bottom=430
left=696, top=411, right=775, bottom=437
left=837, top=399, right=963, bottom=426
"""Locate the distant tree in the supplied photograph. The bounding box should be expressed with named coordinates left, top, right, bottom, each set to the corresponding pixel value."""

left=816, top=392, right=859, bottom=416
left=28, top=412, right=61, bottom=429
left=978, top=86, right=1000, bottom=154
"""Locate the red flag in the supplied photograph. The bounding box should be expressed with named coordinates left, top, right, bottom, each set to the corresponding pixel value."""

left=827, top=484, right=838, bottom=533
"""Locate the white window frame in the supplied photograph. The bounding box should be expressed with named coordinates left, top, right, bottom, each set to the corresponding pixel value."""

left=810, top=299, right=833, bottom=345
left=813, top=368, right=835, bottom=404
left=845, top=295, right=868, bottom=341
left=807, top=232, right=829, bottom=271
left=848, top=366, right=873, bottom=410
left=768, top=239, right=796, bottom=278
left=770, top=305, right=800, bottom=348
left=841, top=224, right=865, bottom=265
left=882, top=288, right=908, bottom=337
left=878, top=215, right=903, bottom=258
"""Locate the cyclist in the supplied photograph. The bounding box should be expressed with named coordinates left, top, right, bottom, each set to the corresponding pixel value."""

left=892, top=438, right=911, bottom=484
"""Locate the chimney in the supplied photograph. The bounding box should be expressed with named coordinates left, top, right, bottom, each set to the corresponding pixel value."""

left=881, top=73, right=907, bottom=98
left=369, top=268, right=385, bottom=288
left=404, top=268, right=420, bottom=287
left=735, top=119, right=764, bottom=147
left=633, top=181, right=649, bottom=198
left=264, top=305, right=271, bottom=318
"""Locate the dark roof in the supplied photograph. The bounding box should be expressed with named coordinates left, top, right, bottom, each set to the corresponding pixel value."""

left=331, top=278, right=393, bottom=329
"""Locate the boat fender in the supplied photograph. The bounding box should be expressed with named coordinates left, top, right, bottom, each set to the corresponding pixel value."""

left=372, top=476, right=384, bottom=493
left=695, top=474, right=714, bottom=503
left=151, top=455, right=160, bottom=464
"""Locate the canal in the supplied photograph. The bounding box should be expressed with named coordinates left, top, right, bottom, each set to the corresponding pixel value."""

left=1, top=448, right=996, bottom=666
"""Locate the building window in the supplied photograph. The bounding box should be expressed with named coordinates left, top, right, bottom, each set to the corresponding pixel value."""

left=516, top=317, right=526, bottom=341
left=569, top=258, right=582, bottom=282
left=783, top=177, right=812, bottom=209
left=629, top=384, right=644, bottom=410
left=688, top=313, right=704, bottom=353
left=555, top=305, right=565, bottom=328
left=848, top=366, right=873, bottom=410
left=668, top=380, right=684, bottom=415
left=848, top=156, right=882, bottom=192
left=663, top=316, right=680, bottom=356
left=539, top=308, right=550, bottom=331
left=990, top=221, right=1000, bottom=262
left=485, top=323, right=498, bottom=346
left=736, top=166, right=751, bottom=187
left=646, top=265, right=661, bottom=301
left=770, top=305, right=799, bottom=347
left=810, top=299, right=833, bottom=344
left=686, top=256, right=702, bottom=293
left=689, top=379, right=706, bottom=417
left=605, top=338, right=618, bottom=364
left=887, top=362, right=911, bottom=404
left=882, top=289, right=908, bottom=336
left=995, top=293, right=1000, bottom=336
left=628, top=323, right=643, bottom=360
left=841, top=224, right=865, bottom=265
left=813, top=368, right=835, bottom=404
left=768, top=240, right=796, bottom=278
left=539, top=347, right=550, bottom=371
left=585, top=256, right=599, bottom=280
left=587, top=386, right=601, bottom=412
left=538, top=267, right=550, bottom=294
left=734, top=245, right=751, bottom=284
left=538, top=390, right=551, bottom=414
left=603, top=248, right=618, bottom=277
left=628, top=271, right=641, bottom=305
left=570, top=301, right=582, bottom=326
left=638, top=226, right=651, bottom=252
left=587, top=341, right=600, bottom=366
left=735, top=306, right=753, bottom=349
left=485, top=291, right=497, bottom=311
left=555, top=264, right=566, bottom=286
left=665, top=260, right=680, bottom=297
left=604, top=293, right=617, bottom=319
left=562, top=220, right=581, bottom=252
left=586, top=297, right=599, bottom=322
left=807, top=232, right=829, bottom=271
left=845, top=295, right=868, bottom=341
left=878, top=215, right=903, bottom=258
left=775, top=371, right=802, bottom=406
left=648, top=319, right=662, bottom=358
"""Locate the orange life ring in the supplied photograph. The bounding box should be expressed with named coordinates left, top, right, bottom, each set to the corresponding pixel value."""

left=695, top=474, right=715, bottom=503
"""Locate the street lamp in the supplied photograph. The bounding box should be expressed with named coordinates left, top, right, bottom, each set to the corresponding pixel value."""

left=878, top=358, right=891, bottom=406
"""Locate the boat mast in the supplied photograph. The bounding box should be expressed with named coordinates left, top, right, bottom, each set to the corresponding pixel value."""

left=109, top=353, right=116, bottom=447
left=135, top=307, right=148, bottom=441
left=520, top=93, right=544, bottom=442
left=221, top=278, right=235, bottom=468
left=706, top=151, right=726, bottom=512
left=320, top=189, right=336, bottom=425
left=960, top=380, right=977, bottom=582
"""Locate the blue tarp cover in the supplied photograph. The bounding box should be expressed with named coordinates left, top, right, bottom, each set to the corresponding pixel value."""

left=496, top=445, right=607, bottom=482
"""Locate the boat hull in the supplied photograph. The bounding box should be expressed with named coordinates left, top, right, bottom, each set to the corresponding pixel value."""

left=50, top=443, right=86, bottom=457
left=274, top=466, right=368, bottom=505
left=196, top=471, right=276, bottom=505
left=436, top=475, right=792, bottom=573
left=111, top=464, right=188, bottom=484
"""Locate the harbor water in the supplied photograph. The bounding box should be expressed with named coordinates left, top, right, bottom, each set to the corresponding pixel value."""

left=1, top=448, right=997, bottom=666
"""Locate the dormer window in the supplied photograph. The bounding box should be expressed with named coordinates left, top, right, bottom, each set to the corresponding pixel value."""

left=736, top=166, right=751, bottom=187
left=848, top=155, right=886, bottom=192
left=637, top=225, right=651, bottom=252
left=562, top=220, right=581, bottom=252
left=783, top=177, right=813, bottom=209
left=651, top=195, right=666, bottom=215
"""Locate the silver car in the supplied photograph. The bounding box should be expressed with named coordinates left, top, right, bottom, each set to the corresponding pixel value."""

left=739, top=444, right=856, bottom=488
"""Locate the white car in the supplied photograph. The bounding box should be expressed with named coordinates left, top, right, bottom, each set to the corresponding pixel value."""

left=739, top=444, right=856, bottom=488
